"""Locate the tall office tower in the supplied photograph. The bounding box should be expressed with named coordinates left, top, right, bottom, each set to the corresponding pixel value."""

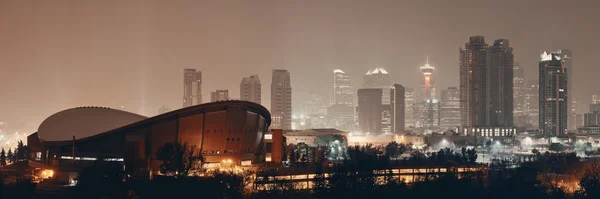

left=240, top=75, right=261, bottom=104
left=363, top=68, right=391, bottom=104
left=524, top=81, right=540, bottom=129
left=591, top=104, right=600, bottom=112
left=593, top=93, right=600, bottom=104
left=513, top=62, right=526, bottom=127
left=554, top=49, right=573, bottom=130
left=358, top=88, right=383, bottom=134
left=210, top=90, right=229, bottom=102
left=271, top=69, right=292, bottom=130
left=363, top=68, right=391, bottom=133
left=332, top=69, right=354, bottom=105
left=404, top=88, right=415, bottom=128
left=440, top=87, right=461, bottom=129
left=485, top=39, right=514, bottom=126
left=391, top=84, right=405, bottom=133
left=584, top=111, right=600, bottom=127
left=183, top=69, right=202, bottom=107
left=304, top=93, right=328, bottom=116
left=418, top=99, right=440, bottom=130
left=420, top=59, right=435, bottom=99
left=539, top=51, right=568, bottom=136
left=460, top=36, right=488, bottom=127
left=329, top=69, right=355, bottom=132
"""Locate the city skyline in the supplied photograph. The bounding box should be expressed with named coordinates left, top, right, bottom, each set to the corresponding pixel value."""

left=1, top=1, right=600, bottom=131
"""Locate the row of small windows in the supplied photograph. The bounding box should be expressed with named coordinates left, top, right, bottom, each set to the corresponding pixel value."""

left=203, top=148, right=252, bottom=155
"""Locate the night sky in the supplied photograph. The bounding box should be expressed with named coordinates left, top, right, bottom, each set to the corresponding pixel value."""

left=1, top=0, right=599, bottom=130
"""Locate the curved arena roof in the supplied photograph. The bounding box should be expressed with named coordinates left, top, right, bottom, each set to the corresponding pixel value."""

left=38, top=107, right=148, bottom=141
left=37, top=101, right=271, bottom=143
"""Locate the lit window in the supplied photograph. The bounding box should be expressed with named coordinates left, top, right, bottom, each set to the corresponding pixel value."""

left=216, top=150, right=220, bottom=154
left=265, top=134, right=273, bottom=140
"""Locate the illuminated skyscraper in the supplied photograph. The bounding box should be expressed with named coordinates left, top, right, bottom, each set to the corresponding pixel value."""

left=539, top=51, right=568, bottom=136
left=210, top=90, right=229, bottom=102
left=486, top=39, right=514, bottom=126
left=363, top=68, right=391, bottom=104
left=332, top=69, right=353, bottom=105
left=404, top=88, right=416, bottom=128
left=240, top=75, right=261, bottom=104
left=524, top=81, right=540, bottom=129
left=183, top=69, right=202, bottom=107
left=271, top=69, right=292, bottom=130
left=440, top=87, right=461, bottom=129
left=460, top=36, right=488, bottom=127
left=363, top=68, right=392, bottom=133
left=329, top=69, right=355, bottom=132
left=554, top=49, right=573, bottom=130
left=513, top=62, right=526, bottom=127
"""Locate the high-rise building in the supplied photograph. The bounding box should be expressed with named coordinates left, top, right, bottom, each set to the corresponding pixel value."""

left=524, top=81, right=540, bottom=129
left=329, top=69, right=355, bottom=132
left=363, top=68, right=391, bottom=133
left=440, top=87, right=461, bottom=129
left=358, top=88, right=382, bottom=134
left=271, top=69, right=292, bottom=130
left=183, top=69, right=202, bottom=107
left=591, top=104, right=600, bottom=112
left=539, top=51, right=568, bottom=136
left=486, top=39, right=514, bottom=126
left=240, top=75, right=261, bottom=104
left=460, top=36, right=514, bottom=128
left=210, top=90, right=229, bottom=102
left=513, top=62, right=526, bottom=127
left=363, top=68, right=391, bottom=104
left=584, top=111, right=600, bottom=127
left=593, top=93, right=600, bottom=105
left=460, top=36, right=488, bottom=127
left=405, top=88, right=415, bottom=128
left=417, top=99, right=440, bottom=130
left=555, top=49, right=573, bottom=130
left=391, top=84, right=405, bottom=133
left=332, top=69, right=354, bottom=105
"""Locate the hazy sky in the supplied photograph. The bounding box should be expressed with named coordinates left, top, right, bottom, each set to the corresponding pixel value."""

left=1, top=0, right=599, bottom=130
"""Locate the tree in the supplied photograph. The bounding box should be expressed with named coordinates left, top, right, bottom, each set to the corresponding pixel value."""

left=0, top=148, right=6, bottom=167
left=156, top=141, right=203, bottom=177
left=7, top=148, right=14, bottom=163
left=577, top=161, right=600, bottom=198
left=15, top=140, right=28, bottom=162
left=385, top=141, right=399, bottom=159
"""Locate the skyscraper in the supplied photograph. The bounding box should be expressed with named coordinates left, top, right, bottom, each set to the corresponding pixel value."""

left=513, top=62, right=526, bottom=127
left=404, top=88, right=415, bottom=128
left=271, top=69, right=292, bottom=130
left=391, top=84, right=405, bottom=133
left=363, top=68, right=392, bottom=133
left=460, top=36, right=488, bottom=127
left=555, top=49, right=573, bottom=130
left=358, top=88, right=382, bottom=134
left=332, top=69, right=353, bottom=105
left=592, top=93, right=600, bottom=105
left=539, top=51, right=568, bottom=136
left=440, top=87, right=461, bottom=129
left=486, top=39, right=514, bottom=126
left=524, top=81, right=540, bottom=129
left=210, top=90, right=229, bottom=102
left=240, top=75, right=261, bottom=104
left=329, top=69, right=355, bottom=132
left=363, top=68, right=391, bottom=104
left=183, top=69, right=202, bottom=107
left=460, top=36, right=514, bottom=128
